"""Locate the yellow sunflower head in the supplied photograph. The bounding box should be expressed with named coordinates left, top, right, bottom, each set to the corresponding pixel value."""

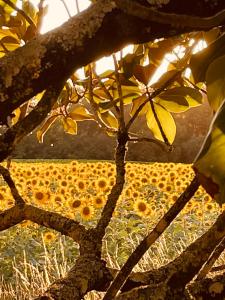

left=34, top=190, right=50, bottom=204
left=96, top=177, right=108, bottom=191
left=70, top=199, right=82, bottom=210
left=134, top=200, right=149, bottom=217
left=80, top=205, right=94, bottom=221
left=77, top=180, right=86, bottom=191
left=43, top=231, right=56, bottom=244
left=93, top=196, right=106, bottom=208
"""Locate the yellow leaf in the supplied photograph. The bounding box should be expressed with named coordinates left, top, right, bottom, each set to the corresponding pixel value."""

left=99, top=111, right=118, bottom=129
left=11, top=107, right=21, bottom=125
left=146, top=102, right=176, bottom=144
left=62, top=117, right=77, bottom=135
left=69, top=105, right=93, bottom=121
left=37, top=115, right=59, bottom=143
left=130, top=94, right=149, bottom=117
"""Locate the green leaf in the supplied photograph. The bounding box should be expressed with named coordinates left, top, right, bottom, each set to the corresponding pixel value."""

left=61, top=117, right=77, bottom=135
left=146, top=103, right=176, bottom=144
left=148, top=38, right=179, bottom=66
left=206, top=54, right=225, bottom=112
left=203, top=28, right=220, bottom=45
left=98, top=69, right=114, bottom=78
left=194, top=101, right=225, bottom=205
left=37, top=115, right=59, bottom=143
left=69, top=105, right=94, bottom=121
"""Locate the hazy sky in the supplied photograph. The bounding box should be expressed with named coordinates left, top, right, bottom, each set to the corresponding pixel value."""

left=29, top=0, right=91, bottom=33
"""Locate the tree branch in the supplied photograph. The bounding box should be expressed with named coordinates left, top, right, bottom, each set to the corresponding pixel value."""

left=0, top=82, right=64, bottom=162
left=0, top=165, right=25, bottom=206
left=95, top=130, right=128, bottom=241
left=196, top=236, right=225, bottom=281
left=115, top=0, right=225, bottom=29
left=0, top=0, right=224, bottom=125
left=128, top=136, right=170, bottom=151
left=103, top=176, right=200, bottom=299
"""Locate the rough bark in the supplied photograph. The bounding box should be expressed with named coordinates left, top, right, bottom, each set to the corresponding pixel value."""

left=0, top=83, right=64, bottom=162
left=35, top=255, right=112, bottom=300
left=189, top=272, right=225, bottom=299
left=95, top=130, right=128, bottom=241
left=1, top=1, right=225, bottom=299
left=0, top=0, right=224, bottom=125
left=103, top=176, right=200, bottom=299
left=111, top=209, right=225, bottom=299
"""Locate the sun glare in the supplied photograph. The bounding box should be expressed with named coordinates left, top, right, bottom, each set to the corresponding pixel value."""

left=29, top=0, right=91, bottom=33
left=28, top=0, right=206, bottom=80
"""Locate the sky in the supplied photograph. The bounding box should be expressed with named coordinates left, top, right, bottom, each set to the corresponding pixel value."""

left=28, top=0, right=133, bottom=76
left=30, top=0, right=91, bottom=33
left=27, top=1, right=202, bottom=81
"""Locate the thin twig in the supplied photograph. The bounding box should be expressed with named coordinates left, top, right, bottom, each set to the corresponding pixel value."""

left=92, top=68, right=120, bottom=116
left=95, top=130, right=128, bottom=241
left=126, top=70, right=181, bottom=130
left=60, top=0, right=72, bottom=18
left=87, top=65, right=117, bottom=133
left=36, top=0, right=46, bottom=34
left=75, top=0, right=80, bottom=14
left=113, top=53, right=125, bottom=130
left=115, top=0, right=225, bottom=29
left=147, top=89, right=171, bottom=146
left=184, top=77, right=207, bottom=95
left=196, top=236, right=225, bottom=280
left=0, top=166, right=25, bottom=206
left=128, top=136, right=171, bottom=151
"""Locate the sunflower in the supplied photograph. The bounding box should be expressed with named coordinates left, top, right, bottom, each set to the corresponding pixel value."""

left=0, top=192, right=5, bottom=201
left=150, top=177, right=157, bottom=184
left=69, top=199, right=82, bottom=210
left=60, top=180, right=68, bottom=187
left=80, top=205, right=94, bottom=221
left=77, top=179, right=86, bottom=191
left=33, top=190, right=50, bottom=204
left=43, top=231, right=56, bottom=243
left=31, top=178, right=38, bottom=186
left=134, top=200, right=149, bottom=217
left=157, top=182, right=165, bottom=189
left=95, top=177, right=108, bottom=191
left=165, top=184, right=173, bottom=192
left=53, top=194, right=64, bottom=206
left=93, top=196, right=106, bottom=208
left=204, top=194, right=212, bottom=202
left=206, top=203, right=214, bottom=212
left=171, top=194, right=178, bottom=202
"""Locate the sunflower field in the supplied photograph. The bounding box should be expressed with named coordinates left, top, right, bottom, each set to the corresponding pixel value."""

left=0, top=160, right=223, bottom=299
